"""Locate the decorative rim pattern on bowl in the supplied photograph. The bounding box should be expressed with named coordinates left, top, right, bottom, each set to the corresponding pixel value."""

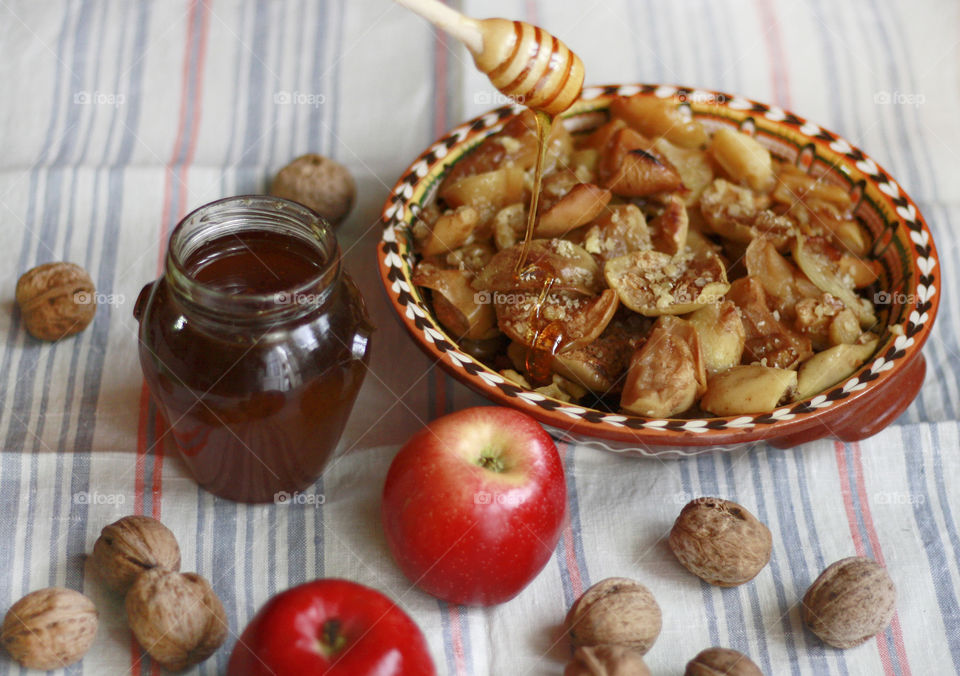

left=379, top=83, right=939, bottom=451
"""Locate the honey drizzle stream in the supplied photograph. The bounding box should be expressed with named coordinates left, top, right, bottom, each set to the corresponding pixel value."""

left=515, top=110, right=563, bottom=383
left=514, top=110, right=552, bottom=273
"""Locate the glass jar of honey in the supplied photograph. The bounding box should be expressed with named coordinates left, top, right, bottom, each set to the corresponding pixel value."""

left=134, top=196, right=373, bottom=503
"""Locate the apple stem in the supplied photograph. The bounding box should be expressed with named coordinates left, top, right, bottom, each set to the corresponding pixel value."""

left=477, top=454, right=504, bottom=472
left=319, top=619, right=347, bottom=657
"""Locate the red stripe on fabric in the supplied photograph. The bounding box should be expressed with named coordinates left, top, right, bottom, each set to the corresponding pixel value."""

left=431, top=3, right=453, bottom=422
left=134, top=387, right=150, bottom=517
left=755, top=0, right=792, bottom=109
left=833, top=442, right=896, bottom=675
left=561, top=442, right=584, bottom=598
left=132, top=0, right=211, bottom=671
left=448, top=604, right=468, bottom=675
left=433, top=22, right=448, bottom=139
left=851, top=442, right=913, bottom=674
left=525, top=0, right=538, bottom=24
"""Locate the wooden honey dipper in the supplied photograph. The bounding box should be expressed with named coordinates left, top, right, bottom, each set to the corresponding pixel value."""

left=394, top=0, right=584, bottom=116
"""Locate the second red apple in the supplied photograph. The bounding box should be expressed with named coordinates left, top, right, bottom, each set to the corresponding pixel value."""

left=381, top=406, right=567, bottom=606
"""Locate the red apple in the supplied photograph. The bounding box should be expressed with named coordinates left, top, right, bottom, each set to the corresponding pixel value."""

left=381, top=406, right=567, bottom=606
left=226, top=579, right=435, bottom=676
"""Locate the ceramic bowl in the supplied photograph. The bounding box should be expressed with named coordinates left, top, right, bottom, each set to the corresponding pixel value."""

left=378, top=84, right=939, bottom=457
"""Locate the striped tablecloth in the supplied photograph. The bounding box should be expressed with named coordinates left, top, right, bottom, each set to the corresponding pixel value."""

left=1, top=0, right=958, bottom=674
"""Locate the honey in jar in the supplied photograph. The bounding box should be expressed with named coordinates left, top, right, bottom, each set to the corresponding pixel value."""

left=134, top=196, right=373, bottom=503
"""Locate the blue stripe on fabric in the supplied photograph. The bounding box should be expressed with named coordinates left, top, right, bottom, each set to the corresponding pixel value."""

left=0, top=3, right=80, bottom=632
left=931, top=426, right=960, bottom=614
left=766, top=447, right=834, bottom=672
left=565, top=444, right=591, bottom=592
left=901, top=427, right=960, bottom=670
left=718, top=452, right=772, bottom=670
left=788, top=447, right=849, bottom=676
left=240, top=0, right=270, bottom=169
left=841, top=442, right=902, bottom=673
left=195, top=487, right=209, bottom=675
left=748, top=451, right=803, bottom=676
left=62, top=0, right=139, bottom=604
left=679, top=459, right=720, bottom=647
left=854, top=1, right=954, bottom=422
left=438, top=601, right=458, bottom=675
left=554, top=442, right=591, bottom=612
left=874, top=4, right=960, bottom=423
left=307, top=0, right=329, bottom=156
left=51, top=0, right=96, bottom=168
left=697, top=453, right=751, bottom=652
left=329, top=0, right=346, bottom=160
left=286, top=0, right=307, bottom=162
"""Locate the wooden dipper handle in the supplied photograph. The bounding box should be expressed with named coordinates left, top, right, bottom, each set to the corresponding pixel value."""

left=394, top=0, right=584, bottom=116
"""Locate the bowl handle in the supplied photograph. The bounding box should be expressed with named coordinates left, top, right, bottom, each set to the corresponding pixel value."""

left=772, top=352, right=926, bottom=448
left=832, top=351, right=926, bottom=441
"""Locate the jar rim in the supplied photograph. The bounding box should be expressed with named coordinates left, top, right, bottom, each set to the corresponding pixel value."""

left=165, top=195, right=340, bottom=322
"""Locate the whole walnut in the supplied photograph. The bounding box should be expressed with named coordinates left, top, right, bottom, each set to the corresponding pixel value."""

left=802, top=556, right=896, bottom=649
left=126, top=568, right=228, bottom=671
left=686, top=647, right=764, bottom=675
left=15, top=262, right=96, bottom=341
left=565, top=577, right=661, bottom=654
left=564, top=645, right=651, bottom=676
left=270, top=153, right=356, bottom=225
left=669, top=497, right=772, bottom=586
left=92, top=515, right=181, bottom=594
left=1, top=587, right=98, bottom=670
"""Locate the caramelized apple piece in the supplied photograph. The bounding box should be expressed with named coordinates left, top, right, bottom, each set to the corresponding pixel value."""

left=445, top=242, right=495, bottom=273
left=604, top=250, right=729, bottom=316
left=796, top=338, right=879, bottom=400
left=416, top=206, right=480, bottom=257
left=688, top=301, right=746, bottom=375
left=439, top=166, right=526, bottom=222
left=727, top=276, right=813, bottom=369
left=794, top=294, right=861, bottom=350
left=494, top=289, right=619, bottom=351
left=744, top=237, right=820, bottom=319
left=413, top=263, right=497, bottom=340
left=553, top=322, right=645, bottom=393
left=773, top=162, right=853, bottom=210
left=578, top=118, right=627, bottom=152
left=701, top=365, right=797, bottom=415
left=599, top=127, right=684, bottom=197
left=621, top=316, right=705, bottom=417
left=685, top=228, right=723, bottom=259
left=654, top=138, right=715, bottom=205
left=792, top=237, right=877, bottom=328
left=709, top=128, right=774, bottom=193
left=473, top=239, right=602, bottom=296
left=441, top=109, right=572, bottom=188
left=535, top=183, right=612, bottom=237
left=649, top=194, right=689, bottom=255
left=610, top=95, right=707, bottom=149
left=700, top=179, right=795, bottom=249
left=492, top=203, right=526, bottom=250
left=582, top=205, right=651, bottom=262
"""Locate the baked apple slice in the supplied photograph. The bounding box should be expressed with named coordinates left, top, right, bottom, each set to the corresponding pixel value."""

left=604, top=250, right=729, bottom=316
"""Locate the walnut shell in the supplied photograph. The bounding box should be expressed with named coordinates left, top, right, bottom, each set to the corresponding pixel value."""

left=92, top=515, right=181, bottom=594
left=669, top=498, right=772, bottom=586
left=565, top=577, right=661, bottom=654
left=1, top=587, right=98, bottom=670
left=15, top=262, right=96, bottom=341
left=126, top=569, right=228, bottom=671
left=564, top=645, right=651, bottom=676
left=801, top=556, right=896, bottom=649
left=270, top=153, right=356, bottom=225
left=685, top=647, right=764, bottom=675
